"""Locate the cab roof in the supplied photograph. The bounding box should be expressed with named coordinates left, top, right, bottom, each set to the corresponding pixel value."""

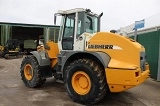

left=57, top=8, right=99, bottom=17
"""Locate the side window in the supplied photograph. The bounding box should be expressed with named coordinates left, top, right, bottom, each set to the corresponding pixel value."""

left=85, top=15, right=98, bottom=34
left=77, top=12, right=84, bottom=38
left=63, top=14, right=75, bottom=38
left=77, top=20, right=81, bottom=35
left=86, top=16, right=93, bottom=33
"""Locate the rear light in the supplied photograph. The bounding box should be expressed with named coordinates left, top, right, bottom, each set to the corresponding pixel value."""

left=135, top=72, right=139, bottom=77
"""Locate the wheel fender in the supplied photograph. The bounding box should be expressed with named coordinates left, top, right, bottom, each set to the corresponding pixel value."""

left=61, top=51, right=110, bottom=73
left=90, top=52, right=111, bottom=68
left=30, top=51, right=50, bottom=66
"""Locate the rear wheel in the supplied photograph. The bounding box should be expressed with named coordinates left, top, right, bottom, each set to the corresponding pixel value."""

left=20, top=56, right=45, bottom=88
left=64, top=59, right=107, bottom=105
left=0, top=51, right=4, bottom=57
left=4, top=54, right=9, bottom=59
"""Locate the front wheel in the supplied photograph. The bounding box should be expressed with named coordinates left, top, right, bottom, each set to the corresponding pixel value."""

left=20, top=56, right=45, bottom=88
left=64, top=59, right=108, bottom=105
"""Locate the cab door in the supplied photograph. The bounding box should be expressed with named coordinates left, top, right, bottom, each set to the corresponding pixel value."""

left=62, top=14, right=75, bottom=50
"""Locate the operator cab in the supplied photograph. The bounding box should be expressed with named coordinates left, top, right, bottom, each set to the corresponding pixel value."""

left=54, top=8, right=103, bottom=51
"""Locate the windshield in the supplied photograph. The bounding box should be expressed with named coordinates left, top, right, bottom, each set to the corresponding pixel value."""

left=85, top=14, right=98, bottom=34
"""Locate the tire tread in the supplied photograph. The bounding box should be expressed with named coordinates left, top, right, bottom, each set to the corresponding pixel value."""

left=65, top=58, right=107, bottom=105
left=20, top=56, right=45, bottom=88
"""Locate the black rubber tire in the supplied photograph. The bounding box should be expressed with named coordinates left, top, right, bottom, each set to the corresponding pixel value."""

left=20, top=56, right=45, bottom=88
left=0, top=51, right=3, bottom=57
left=64, top=59, right=107, bottom=105
left=4, top=54, right=10, bottom=59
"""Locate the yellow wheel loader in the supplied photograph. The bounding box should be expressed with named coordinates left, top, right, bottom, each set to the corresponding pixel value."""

left=0, top=45, right=4, bottom=57
left=20, top=8, right=150, bottom=105
left=0, top=39, right=23, bottom=59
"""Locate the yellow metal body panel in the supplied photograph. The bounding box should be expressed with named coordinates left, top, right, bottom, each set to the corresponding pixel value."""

left=108, top=59, right=138, bottom=69
left=106, top=64, right=149, bottom=92
left=86, top=32, right=150, bottom=92
left=46, top=41, right=59, bottom=58
left=46, top=41, right=59, bottom=68
left=86, top=32, right=144, bottom=67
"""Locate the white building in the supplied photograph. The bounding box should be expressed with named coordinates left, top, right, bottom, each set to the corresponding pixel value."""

left=118, top=13, right=160, bottom=36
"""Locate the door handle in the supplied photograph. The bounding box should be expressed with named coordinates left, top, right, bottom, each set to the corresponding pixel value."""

left=79, top=36, right=83, bottom=40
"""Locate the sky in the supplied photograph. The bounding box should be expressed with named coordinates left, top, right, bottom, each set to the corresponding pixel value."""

left=0, top=0, right=160, bottom=31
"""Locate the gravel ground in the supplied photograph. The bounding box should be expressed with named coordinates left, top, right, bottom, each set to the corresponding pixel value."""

left=0, top=57, right=160, bottom=106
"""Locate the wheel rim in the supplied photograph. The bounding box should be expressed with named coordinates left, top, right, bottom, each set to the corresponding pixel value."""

left=72, top=71, right=91, bottom=95
left=24, top=64, right=33, bottom=80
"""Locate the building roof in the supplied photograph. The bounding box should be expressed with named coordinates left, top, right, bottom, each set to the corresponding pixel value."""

left=0, top=22, right=59, bottom=28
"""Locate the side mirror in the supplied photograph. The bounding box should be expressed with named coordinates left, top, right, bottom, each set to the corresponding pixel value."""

left=99, top=12, right=103, bottom=18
